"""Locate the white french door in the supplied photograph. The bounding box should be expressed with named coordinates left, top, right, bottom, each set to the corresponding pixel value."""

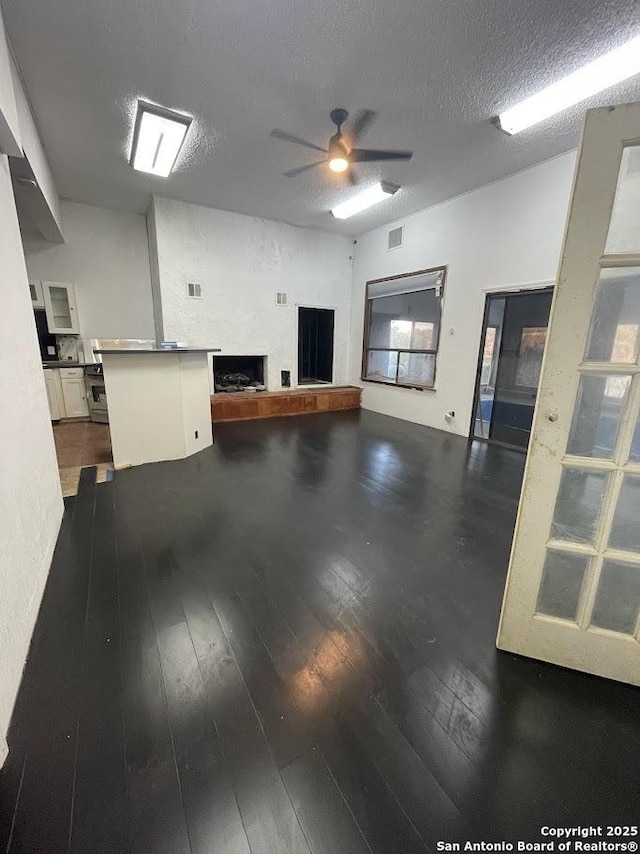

left=497, top=103, right=640, bottom=685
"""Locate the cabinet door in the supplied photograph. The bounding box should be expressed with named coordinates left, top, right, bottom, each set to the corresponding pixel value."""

left=29, top=280, right=45, bottom=308
left=42, top=282, right=79, bottom=334
left=61, top=376, right=88, bottom=417
left=43, top=372, right=61, bottom=420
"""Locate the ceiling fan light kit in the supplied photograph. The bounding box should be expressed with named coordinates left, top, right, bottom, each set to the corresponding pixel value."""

left=329, top=156, right=349, bottom=173
left=270, top=107, right=413, bottom=188
left=328, top=132, right=350, bottom=172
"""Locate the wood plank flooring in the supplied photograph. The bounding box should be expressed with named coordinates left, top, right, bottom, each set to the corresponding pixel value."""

left=2, top=410, right=639, bottom=853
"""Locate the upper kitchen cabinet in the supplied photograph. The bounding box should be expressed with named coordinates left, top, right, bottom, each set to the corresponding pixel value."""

left=29, top=280, right=45, bottom=308
left=42, top=281, right=79, bottom=334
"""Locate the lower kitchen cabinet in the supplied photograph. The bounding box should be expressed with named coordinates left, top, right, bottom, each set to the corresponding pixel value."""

left=44, top=369, right=64, bottom=420
left=60, top=368, right=89, bottom=418
left=43, top=367, right=89, bottom=420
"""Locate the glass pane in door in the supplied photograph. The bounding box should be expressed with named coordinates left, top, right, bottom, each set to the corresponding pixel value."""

left=514, top=327, right=547, bottom=386
left=536, top=550, right=589, bottom=620
left=472, top=296, right=505, bottom=439
left=550, top=468, right=608, bottom=544
left=605, top=146, right=640, bottom=254
left=609, top=474, right=640, bottom=553
left=630, top=411, right=640, bottom=461
left=590, top=560, right=640, bottom=634
left=481, top=327, right=497, bottom=385
left=490, top=290, right=553, bottom=449
left=585, top=268, right=640, bottom=363
left=565, top=374, right=631, bottom=458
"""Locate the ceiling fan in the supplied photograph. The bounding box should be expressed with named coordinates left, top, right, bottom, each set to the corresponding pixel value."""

left=270, top=108, right=413, bottom=183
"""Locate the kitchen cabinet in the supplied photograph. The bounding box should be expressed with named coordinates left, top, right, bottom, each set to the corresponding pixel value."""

left=42, top=281, right=79, bottom=334
left=29, top=280, right=45, bottom=308
left=43, top=369, right=64, bottom=420
left=43, top=367, right=89, bottom=420
left=60, top=368, right=88, bottom=417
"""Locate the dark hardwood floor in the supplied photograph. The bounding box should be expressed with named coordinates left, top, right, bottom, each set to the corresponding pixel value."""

left=2, top=410, right=639, bottom=853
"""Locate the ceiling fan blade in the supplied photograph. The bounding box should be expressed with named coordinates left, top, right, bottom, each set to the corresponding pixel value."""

left=345, top=167, right=358, bottom=186
left=350, top=148, right=413, bottom=163
left=283, top=160, right=326, bottom=177
left=270, top=129, right=327, bottom=153
left=347, top=109, right=376, bottom=147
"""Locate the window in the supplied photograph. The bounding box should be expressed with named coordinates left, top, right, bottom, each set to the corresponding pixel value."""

left=362, top=267, right=445, bottom=389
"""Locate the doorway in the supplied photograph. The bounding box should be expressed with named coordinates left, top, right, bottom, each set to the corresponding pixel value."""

left=471, top=288, right=553, bottom=450
left=33, top=307, right=113, bottom=496
left=298, top=307, right=335, bottom=384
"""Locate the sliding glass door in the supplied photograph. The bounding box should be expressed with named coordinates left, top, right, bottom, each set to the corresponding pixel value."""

left=472, top=288, right=553, bottom=450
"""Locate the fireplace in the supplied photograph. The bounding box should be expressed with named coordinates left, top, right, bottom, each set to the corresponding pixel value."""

left=213, top=355, right=266, bottom=393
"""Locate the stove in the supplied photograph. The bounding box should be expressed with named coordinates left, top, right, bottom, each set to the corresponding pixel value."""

left=84, top=364, right=108, bottom=423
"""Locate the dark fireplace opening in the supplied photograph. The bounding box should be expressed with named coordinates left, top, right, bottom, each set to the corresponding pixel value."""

left=213, top=355, right=266, bottom=393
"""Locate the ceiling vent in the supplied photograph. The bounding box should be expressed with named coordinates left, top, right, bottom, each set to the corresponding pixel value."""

left=187, top=282, right=202, bottom=299
left=275, top=291, right=288, bottom=306
left=387, top=225, right=404, bottom=250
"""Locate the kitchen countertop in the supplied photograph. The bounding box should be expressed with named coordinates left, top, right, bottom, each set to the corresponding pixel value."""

left=93, top=348, right=221, bottom=355
left=42, top=361, right=95, bottom=368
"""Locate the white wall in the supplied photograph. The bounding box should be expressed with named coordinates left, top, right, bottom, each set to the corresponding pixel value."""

left=151, top=197, right=354, bottom=391
left=25, top=200, right=155, bottom=339
left=349, top=151, right=577, bottom=436
left=0, top=154, right=63, bottom=763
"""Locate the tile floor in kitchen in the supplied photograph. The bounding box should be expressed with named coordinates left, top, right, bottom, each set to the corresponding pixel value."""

left=52, top=420, right=113, bottom=497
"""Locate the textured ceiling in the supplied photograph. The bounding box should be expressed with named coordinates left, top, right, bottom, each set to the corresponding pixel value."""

left=2, top=0, right=640, bottom=236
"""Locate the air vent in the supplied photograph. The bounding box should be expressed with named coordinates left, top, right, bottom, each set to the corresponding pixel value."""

left=187, top=282, right=202, bottom=299
left=387, top=225, right=404, bottom=250
left=275, top=291, right=288, bottom=306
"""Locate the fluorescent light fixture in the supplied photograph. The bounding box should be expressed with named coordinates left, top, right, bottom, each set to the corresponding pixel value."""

left=130, top=100, right=192, bottom=176
left=497, top=36, right=640, bottom=135
left=331, top=181, right=399, bottom=219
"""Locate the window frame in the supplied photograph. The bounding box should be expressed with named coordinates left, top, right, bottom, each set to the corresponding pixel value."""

left=361, top=265, right=447, bottom=391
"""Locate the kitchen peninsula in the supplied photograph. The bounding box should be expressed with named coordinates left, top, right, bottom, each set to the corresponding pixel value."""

left=95, top=347, right=220, bottom=468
